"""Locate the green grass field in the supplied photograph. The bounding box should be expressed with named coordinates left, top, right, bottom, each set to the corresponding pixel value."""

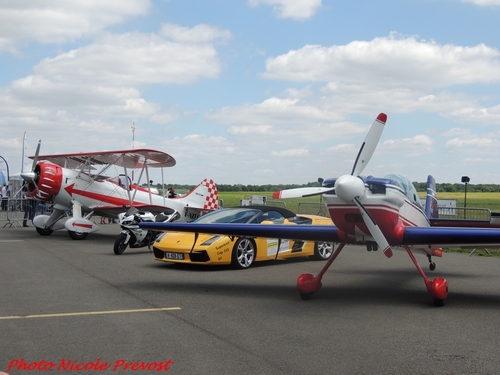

left=219, top=191, right=500, bottom=257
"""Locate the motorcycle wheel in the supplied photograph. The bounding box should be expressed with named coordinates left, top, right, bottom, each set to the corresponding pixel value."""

left=114, top=232, right=129, bottom=255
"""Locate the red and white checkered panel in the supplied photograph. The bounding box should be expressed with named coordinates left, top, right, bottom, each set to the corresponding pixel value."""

left=202, top=178, right=218, bottom=210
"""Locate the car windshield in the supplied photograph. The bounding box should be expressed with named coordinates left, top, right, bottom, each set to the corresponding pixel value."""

left=193, top=208, right=262, bottom=224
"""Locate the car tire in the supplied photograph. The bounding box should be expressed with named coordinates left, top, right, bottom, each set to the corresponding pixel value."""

left=231, top=238, right=256, bottom=269
left=68, top=231, right=88, bottom=240
left=311, top=242, right=334, bottom=260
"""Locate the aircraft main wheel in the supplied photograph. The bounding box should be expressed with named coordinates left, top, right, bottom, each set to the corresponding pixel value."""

left=429, top=262, right=436, bottom=271
left=310, top=242, right=334, bottom=260
left=114, top=233, right=129, bottom=255
left=68, top=231, right=88, bottom=240
left=300, top=293, right=313, bottom=300
left=231, top=238, right=256, bottom=269
left=36, top=227, right=54, bottom=236
left=434, top=299, right=445, bottom=307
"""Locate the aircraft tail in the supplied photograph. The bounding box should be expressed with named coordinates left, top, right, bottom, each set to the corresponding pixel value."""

left=424, top=175, right=438, bottom=219
left=180, top=178, right=219, bottom=210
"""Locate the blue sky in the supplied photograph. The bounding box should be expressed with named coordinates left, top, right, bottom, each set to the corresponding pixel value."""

left=1, top=0, right=500, bottom=186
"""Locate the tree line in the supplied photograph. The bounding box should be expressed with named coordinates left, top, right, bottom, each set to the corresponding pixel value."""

left=150, top=181, right=500, bottom=193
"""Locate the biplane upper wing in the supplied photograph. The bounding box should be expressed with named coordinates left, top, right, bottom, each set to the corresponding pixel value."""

left=30, top=148, right=176, bottom=169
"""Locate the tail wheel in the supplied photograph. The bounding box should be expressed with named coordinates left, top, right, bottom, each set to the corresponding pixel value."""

left=311, top=242, right=334, bottom=260
left=36, top=227, right=54, bottom=236
left=231, top=238, right=256, bottom=269
left=114, top=232, right=129, bottom=255
left=68, top=231, right=88, bottom=240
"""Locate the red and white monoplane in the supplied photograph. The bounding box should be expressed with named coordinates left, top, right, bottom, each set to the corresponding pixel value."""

left=140, top=113, right=500, bottom=306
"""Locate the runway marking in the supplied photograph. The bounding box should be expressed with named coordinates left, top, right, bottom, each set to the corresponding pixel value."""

left=0, top=307, right=181, bottom=320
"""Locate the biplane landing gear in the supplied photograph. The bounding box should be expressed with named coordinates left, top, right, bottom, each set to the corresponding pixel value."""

left=404, top=245, right=448, bottom=306
left=68, top=231, right=88, bottom=240
left=297, top=243, right=346, bottom=299
left=36, top=227, right=54, bottom=236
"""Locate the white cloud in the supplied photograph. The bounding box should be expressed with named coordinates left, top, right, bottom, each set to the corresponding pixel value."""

left=0, top=0, right=151, bottom=52
left=247, top=0, right=322, bottom=20
left=271, top=148, right=309, bottom=157
left=461, top=0, right=500, bottom=5
left=159, top=23, right=232, bottom=44
left=34, top=31, right=222, bottom=86
left=262, top=35, right=500, bottom=90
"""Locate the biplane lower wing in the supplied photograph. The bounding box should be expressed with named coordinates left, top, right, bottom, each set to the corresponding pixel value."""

left=92, top=205, right=177, bottom=218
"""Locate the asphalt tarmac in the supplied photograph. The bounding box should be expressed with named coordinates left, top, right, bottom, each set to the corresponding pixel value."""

left=1, top=223, right=500, bottom=375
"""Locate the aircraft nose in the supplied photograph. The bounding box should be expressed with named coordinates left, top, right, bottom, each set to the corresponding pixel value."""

left=21, top=171, right=36, bottom=183
left=334, top=174, right=365, bottom=203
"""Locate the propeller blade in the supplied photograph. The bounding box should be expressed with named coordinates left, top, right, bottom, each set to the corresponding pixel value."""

left=31, top=139, right=41, bottom=172
left=273, top=187, right=335, bottom=199
left=353, top=197, right=393, bottom=258
left=351, top=113, right=386, bottom=177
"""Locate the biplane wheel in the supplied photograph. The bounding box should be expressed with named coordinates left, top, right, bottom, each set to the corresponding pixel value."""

left=429, top=262, right=436, bottom=271
left=231, top=238, right=256, bottom=269
left=311, top=242, right=334, bottom=260
left=68, top=231, right=88, bottom=240
left=36, top=227, right=54, bottom=236
left=114, top=233, right=129, bottom=255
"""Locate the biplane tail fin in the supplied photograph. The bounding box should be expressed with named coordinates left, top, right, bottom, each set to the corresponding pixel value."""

left=425, top=175, right=439, bottom=219
left=181, top=178, right=219, bottom=211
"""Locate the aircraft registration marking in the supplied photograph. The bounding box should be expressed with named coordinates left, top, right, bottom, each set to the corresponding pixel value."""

left=0, top=307, right=181, bottom=320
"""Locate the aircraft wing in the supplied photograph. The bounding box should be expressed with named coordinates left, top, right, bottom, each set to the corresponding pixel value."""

left=140, top=222, right=500, bottom=248
left=403, top=226, right=500, bottom=246
left=93, top=204, right=177, bottom=217
left=140, top=222, right=341, bottom=242
left=30, top=149, right=176, bottom=169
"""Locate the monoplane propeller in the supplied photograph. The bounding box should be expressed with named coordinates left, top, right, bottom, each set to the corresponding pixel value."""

left=274, top=113, right=393, bottom=257
left=333, top=113, right=393, bottom=257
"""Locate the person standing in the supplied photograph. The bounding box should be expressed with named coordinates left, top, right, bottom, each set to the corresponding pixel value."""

left=22, top=188, right=33, bottom=227
left=1, top=184, right=7, bottom=211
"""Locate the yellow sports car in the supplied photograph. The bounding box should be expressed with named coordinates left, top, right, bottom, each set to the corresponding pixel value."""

left=153, top=206, right=334, bottom=269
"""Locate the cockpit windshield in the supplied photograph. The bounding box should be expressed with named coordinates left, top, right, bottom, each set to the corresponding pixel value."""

left=384, top=174, right=421, bottom=207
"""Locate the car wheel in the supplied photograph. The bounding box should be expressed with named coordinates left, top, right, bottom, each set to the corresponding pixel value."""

left=311, top=242, right=334, bottom=260
left=113, top=232, right=129, bottom=255
left=36, top=227, right=54, bottom=236
left=68, top=231, right=88, bottom=240
left=231, top=238, right=256, bottom=269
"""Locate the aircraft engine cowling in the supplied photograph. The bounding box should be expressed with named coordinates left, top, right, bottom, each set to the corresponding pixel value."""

left=27, top=161, right=63, bottom=201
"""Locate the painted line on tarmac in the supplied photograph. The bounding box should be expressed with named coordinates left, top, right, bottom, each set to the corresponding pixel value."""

left=0, top=307, right=181, bottom=320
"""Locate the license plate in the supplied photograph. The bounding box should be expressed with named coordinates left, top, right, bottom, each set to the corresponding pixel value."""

left=164, top=252, right=184, bottom=260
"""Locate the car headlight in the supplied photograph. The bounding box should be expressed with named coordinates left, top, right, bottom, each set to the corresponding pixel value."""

left=201, top=236, right=222, bottom=246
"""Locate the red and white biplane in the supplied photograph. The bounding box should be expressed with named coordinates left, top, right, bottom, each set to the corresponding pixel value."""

left=21, top=145, right=218, bottom=240
left=140, top=113, right=500, bottom=306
